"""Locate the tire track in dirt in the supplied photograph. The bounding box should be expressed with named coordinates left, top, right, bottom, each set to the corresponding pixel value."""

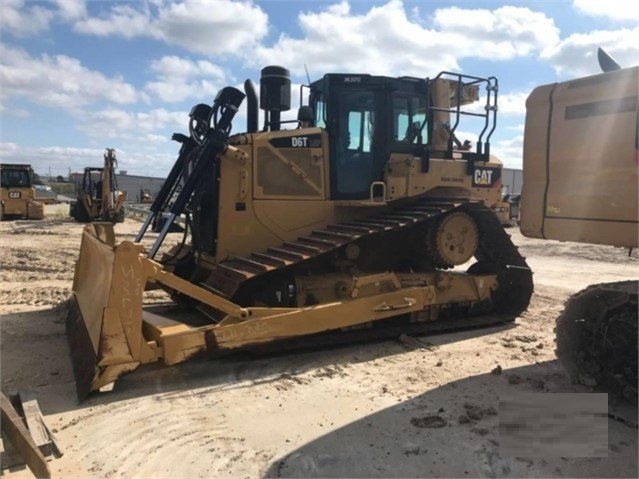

left=58, top=392, right=264, bottom=478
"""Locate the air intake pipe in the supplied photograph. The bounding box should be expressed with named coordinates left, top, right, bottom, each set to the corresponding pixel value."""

left=244, top=79, right=259, bottom=133
left=260, top=66, right=291, bottom=131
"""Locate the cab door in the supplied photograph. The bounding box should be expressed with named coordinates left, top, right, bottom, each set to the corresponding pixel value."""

left=329, top=85, right=384, bottom=200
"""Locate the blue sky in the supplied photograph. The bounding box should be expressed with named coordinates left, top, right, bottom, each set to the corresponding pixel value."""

left=1, top=0, right=637, bottom=177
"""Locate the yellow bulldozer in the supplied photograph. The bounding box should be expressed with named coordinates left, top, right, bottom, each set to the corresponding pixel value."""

left=70, top=148, right=127, bottom=223
left=0, top=163, right=44, bottom=220
left=67, top=66, right=534, bottom=398
left=521, top=49, right=638, bottom=401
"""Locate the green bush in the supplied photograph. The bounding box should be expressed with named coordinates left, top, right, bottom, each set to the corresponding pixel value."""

left=49, top=182, right=75, bottom=195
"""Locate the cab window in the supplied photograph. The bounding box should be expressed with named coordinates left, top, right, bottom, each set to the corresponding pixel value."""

left=393, top=93, right=427, bottom=145
left=315, top=98, right=326, bottom=128
left=1, top=169, right=31, bottom=188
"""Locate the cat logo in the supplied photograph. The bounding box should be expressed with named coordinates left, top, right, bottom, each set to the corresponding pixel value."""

left=472, top=167, right=501, bottom=188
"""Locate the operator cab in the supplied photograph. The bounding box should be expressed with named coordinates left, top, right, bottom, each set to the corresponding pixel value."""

left=307, top=72, right=497, bottom=201
left=309, top=75, right=428, bottom=200
left=0, top=165, right=33, bottom=188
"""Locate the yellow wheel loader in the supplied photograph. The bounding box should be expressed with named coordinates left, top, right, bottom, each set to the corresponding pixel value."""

left=68, top=67, right=534, bottom=399
left=70, top=148, right=127, bottom=223
left=521, top=49, right=638, bottom=402
left=0, top=164, right=44, bottom=220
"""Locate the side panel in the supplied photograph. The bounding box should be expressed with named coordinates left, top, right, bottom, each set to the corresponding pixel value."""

left=252, top=128, right=325, bottom=200
left=385, top=154, right=503, bottom=205
left=215, top=142, right=281, bottom=260
left=521, top=66, right=638, bottom=248
left=252, top=128, right=333, bottom=247
left=215, top=129, right=336, bottom=260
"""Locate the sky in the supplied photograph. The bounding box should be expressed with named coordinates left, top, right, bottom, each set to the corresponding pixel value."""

left=1, top=0, right=637, bottom=178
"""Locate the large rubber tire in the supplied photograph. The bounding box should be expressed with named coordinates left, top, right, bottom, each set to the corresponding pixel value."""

left=71, top=201, right=91, bottom=222
left=113, top=207, right=126, bottom=224
left=555, top=281, right=638, bottom=403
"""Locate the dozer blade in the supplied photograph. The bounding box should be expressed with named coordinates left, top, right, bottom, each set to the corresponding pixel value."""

left=67, top=223, right=155, bottom=400
left=66, top=221, right=248, bottom=400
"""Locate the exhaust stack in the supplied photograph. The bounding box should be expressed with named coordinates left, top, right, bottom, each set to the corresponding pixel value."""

left=244, top=79, right=259, bottom=133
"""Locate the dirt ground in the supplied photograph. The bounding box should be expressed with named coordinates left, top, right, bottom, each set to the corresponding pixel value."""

left=1, top=212, right=637, bottom=478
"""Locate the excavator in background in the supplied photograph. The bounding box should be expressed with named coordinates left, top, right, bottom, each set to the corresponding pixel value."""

left=140, top=188, right=153, bottom=203
left=494, top=191, right=520, bottom=227
left=521, top=49, right=638, bottom=402
left=67, top=66, right=534, bottom=399
left=0, top=163, right=44, bottom=220
left=70, top=148, right=126, bottom=223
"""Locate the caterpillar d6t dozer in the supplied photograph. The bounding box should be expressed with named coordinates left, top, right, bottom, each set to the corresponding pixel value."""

left=68, top=66, right=533, bottom=399
left=521, top=51, right=638, bottom=401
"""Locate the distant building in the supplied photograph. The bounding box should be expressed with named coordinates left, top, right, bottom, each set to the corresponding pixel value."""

left=70, top=171, right=166, bottom=203
left=115, top=172, right=165, bottom=203
left=502, top=168, right=522, bottom=196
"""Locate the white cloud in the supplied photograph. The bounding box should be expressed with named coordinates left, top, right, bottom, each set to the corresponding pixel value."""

left=156, top=1, right=268, bottom=55
left=506, top=123, right=525, bottom=133
left=0, top=142, right=105, bottom=176
left=253, top=1, right=457, bottom=77
left=541, top=27, right=639, bottom=77
left=74, top=0, right=268, bottom=56
left=76, top=108, right=187, bottom=140
left=573, top=0, right=639, bottom=22
left=252, top=1, right=559, bottom=77
left=55, top=0, right=87, bottom=20
left=497, top=92, right=528, bottom=116
left=73, top=3, right=151, bottom=38
left=0, top=0, right=55, bottom=37
left=0, top=44, right=140, bottom=109
left=0, top=142, right=176, bottom=177
left=0, top=0, right=89, bottom=37
left=145, top=56, right=228, bottom=102
left=493, top=134, right=523, bottom=169
left=110, top=150, right=178, bottom=177
left=432, top=6, right=559, bottom=59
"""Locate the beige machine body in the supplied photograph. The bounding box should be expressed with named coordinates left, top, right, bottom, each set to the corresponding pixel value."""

left=521, top=66, right=638, bottom=248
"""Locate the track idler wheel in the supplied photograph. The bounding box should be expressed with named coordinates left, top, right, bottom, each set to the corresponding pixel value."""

left=430, top=212, right=478, bottom=267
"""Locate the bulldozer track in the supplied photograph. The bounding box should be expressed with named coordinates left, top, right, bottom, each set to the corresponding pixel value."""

left=198, top=198, right=533, bottom=317
left=555, top=280, right=638, bottom=403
